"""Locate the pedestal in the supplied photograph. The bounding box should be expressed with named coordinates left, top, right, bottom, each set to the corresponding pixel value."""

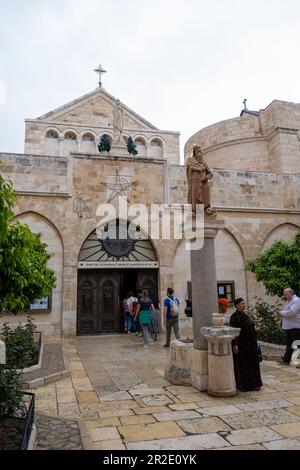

left=201, top=326, right=240, bottom=397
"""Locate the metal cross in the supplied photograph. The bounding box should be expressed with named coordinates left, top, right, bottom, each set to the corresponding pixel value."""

left=243, top=98, right=247, bottom=109
left=94, top=64, right=107, bottom=88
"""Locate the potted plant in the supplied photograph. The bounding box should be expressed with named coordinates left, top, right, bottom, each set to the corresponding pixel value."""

left=0, top=366, right=35, bottom=450
left=212, top=298, right=230, bottom=327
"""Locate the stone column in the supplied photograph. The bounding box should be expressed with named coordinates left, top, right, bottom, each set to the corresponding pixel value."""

left=201, top=326, right=240, bottom=397
left=189, top=218, right=224, bottom=390
left=191, top=219, right=224, bottom=349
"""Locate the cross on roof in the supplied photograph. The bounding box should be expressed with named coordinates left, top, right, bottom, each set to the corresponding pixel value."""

left=243, top=98, right=247, bottom=109
left=94, top=64, right=107, bottom=88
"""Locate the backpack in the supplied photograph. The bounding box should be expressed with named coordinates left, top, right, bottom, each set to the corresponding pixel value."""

left=168, top=296, right=180, bottom=317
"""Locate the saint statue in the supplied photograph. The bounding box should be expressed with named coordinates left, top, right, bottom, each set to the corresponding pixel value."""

left=112, top=99, right=123, bottom=143
left=186, top=145, right=215, bottom=215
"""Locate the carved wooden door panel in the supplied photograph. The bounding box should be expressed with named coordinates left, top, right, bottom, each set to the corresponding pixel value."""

left=77, top=271, right=98, bottom=335
left=137, top=270, right=158, bottom=304
left=99, top=272, right=120, bottom=333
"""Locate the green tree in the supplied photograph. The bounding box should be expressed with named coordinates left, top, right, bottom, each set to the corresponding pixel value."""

left=98, top=134, right=111, bottom=153
left=127, top=136, right=138, bottom=156
left=0, top=170, right=56, bottom=314
left=246, top=232, right=300, bottom=296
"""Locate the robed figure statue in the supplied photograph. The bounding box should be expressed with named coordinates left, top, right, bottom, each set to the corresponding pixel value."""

left=186, top=145, right=215, bottom=215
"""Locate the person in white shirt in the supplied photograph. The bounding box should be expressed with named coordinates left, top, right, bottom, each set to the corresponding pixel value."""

left=277, top=288, right=300, bottom=364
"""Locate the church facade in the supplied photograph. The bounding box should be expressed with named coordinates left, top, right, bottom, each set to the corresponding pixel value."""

left=0, top=88, right=299, bottom=338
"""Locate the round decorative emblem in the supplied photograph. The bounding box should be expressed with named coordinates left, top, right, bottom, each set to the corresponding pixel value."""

left=102, top=237, right=135, bottom=257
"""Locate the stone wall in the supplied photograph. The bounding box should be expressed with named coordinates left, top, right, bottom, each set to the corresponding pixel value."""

left=184, top=100, right=300, bottom=174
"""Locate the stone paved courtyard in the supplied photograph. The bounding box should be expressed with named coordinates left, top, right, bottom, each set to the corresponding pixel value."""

left=31, top=333, right=300, bottom=450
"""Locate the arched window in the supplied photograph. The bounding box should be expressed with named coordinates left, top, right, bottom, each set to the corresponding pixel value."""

left=134, top=137, right=147, bottom=157
left=150, top=138, right=163, bottom=158
left=64, top=131, right=77, bottom=140
left=82, top=133, right=95, bottom=142
left=46, top=129, right=59, bottom=139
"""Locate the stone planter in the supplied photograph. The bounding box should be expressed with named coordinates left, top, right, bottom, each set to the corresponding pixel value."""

left=212, top=313, right=225, bottom=327
left=0, top=391, right=35, bottom=450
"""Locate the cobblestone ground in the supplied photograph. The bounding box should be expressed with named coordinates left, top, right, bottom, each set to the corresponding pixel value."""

left=35, top=414, right=83, bottom=450
left=30, top=333, right=300, bottom=450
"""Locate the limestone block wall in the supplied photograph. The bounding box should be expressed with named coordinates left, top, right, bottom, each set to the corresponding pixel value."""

left=0, top=153, right=69, bottom=194
left=0, top=212, right=63, bottom=338
left=169, top=164, right=300, bottom=211
left=184, top=99, right=300, bottom=174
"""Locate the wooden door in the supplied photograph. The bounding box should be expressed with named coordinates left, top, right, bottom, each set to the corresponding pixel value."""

left=137, top=270, right=158, bottom=303
left=77, top=270, right=121, bottom=335
left=99, top=272, right=120, bottom=333
left=77, top=271, right=99, bottom=335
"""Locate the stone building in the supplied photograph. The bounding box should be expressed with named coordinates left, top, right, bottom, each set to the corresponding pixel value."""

left=0, top=88, right=299, bottom=338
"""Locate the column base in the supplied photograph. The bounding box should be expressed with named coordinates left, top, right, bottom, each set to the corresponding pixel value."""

left=164, top=340, right=208, bottom=391
left=206, top=353, right=237, bottom=397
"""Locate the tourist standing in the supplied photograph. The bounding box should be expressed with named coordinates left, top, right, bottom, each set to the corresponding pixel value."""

left=229, top=298, right=262, bottom=391
left=277, top=288, right=300, bottom=365
left=123, top=291, right=134, bottom=333
left=163, top=287, right=180, bottom=348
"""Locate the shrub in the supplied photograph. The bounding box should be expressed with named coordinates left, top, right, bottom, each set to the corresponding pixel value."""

left=0, top=366, right=25, bottom=417
left=1, top=316, right=38, bottom=369
left=248, top=298, right=286, bottom=344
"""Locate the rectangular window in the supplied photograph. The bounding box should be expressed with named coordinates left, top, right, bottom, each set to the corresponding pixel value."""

left=29, top=295, right=52, bottom=313
left=217, top=281, right=235, bottom=304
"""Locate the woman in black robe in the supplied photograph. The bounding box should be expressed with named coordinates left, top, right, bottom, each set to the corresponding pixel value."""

left=230, top=298, right=263, bottom=391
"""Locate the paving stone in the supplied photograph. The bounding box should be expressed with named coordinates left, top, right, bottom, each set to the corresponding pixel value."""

left=236, top=399, right=293, bottom=412
left=270, top=421, right=300, bottom=438
left=134, top=406, right=170, bottom=415
left=177, top=394, right=206, bottom=403
left=226, top=427, right=283, bottom=445
left=215, top=444, right=266, bottom=450
left=194, top=399, right=226, bottom=408
left=141, top=395, right=174, bottom=407
left=85, top=417, right=121, bottom=428
left=100, top=391, right=132, bottom=401
left=176, top=416, right=232, bottom=435
left=221, top=408, right=300, bottom=430
left=93, top=439, right=126, bottom=450
left=129, top=387, right=166, bottom=397
left=126, top=433, right=230, bottom=450
left=287, top=406, right=300, bottom=416
left=90, top=426, right=120, bottom=442
left=118, top=422, right=185, bottom=443
left=58, top=403, right=80, bottom=417
left=98, top=400, right=138, bottom=412
left=76, top=390, right=99, bottom=403
left=198, top=405, right=243, bottom=416
left=35, top=414, right=83, bottom=450
left=71, top=369, right=87, bottom=379
left=119, top=415, right=156, bottom=425
left=153, top=410, right=200, bottom=422
left=169, top=403, right=199, bottom=411
left=99, top=410, right=135, bottom=418
left=166, top=385, right=199, bottom=395
left=263, top=438, right=300, bottom=450
left=284, top=396, right=300, bottom=405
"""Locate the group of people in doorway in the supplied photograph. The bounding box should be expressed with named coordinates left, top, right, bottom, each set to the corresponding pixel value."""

left=123, top=286, right=300, bottom=391
left=123, top=287, right=180, bottom=349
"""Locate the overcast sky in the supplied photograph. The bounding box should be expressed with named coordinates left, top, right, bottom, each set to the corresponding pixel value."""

left=1, top=0, right=300, bottom=162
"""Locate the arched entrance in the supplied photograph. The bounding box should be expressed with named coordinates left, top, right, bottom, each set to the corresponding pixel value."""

left=77, top=221, right=159, bottom=335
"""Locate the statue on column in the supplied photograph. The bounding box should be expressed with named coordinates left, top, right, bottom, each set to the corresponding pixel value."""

left=186, top=145, right=216, bottom=216
left=112, top=99, right=124, bottom=144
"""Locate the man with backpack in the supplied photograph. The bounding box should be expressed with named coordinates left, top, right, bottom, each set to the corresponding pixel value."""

left=163, top=287, right=180, bottom=348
